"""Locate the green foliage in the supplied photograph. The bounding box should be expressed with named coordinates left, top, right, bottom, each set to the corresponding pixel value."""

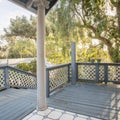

left=79, top=0, right=120, bottom=62
left=4, top=16, right=36, bottom=39
left=8, top=38, right=36, bottom=58
left=2, top=0, right=120, bottom=63
left=45, top=1, right=78, bottom=64
left=53, top=0, right=120, bottom=62
left=16, top=59, right=36, bottom=74
left=29, top=60, right=36, bottom=74
left=109, top=47, right=120, bottom=63
left=16, top=63, right=30, bottom=72
left=0, top=46, right=8, bottom=59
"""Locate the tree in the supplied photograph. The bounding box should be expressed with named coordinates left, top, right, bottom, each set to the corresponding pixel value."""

left=8, top=39, right=36, bottom=58
left=4, top=16, right=36, bottom=39
left=3, top=1, right=119, bottom=63
left=45, top=1, right=78, bottom=63
left=0, top=36, right=8, bottom=59
left=73, top=0, right=120, bottom=62
left=0, top=46, right=8, bottom=59
left=53, top=0, right=120, bottom=62
left=3, top=16, right=37, bottom=59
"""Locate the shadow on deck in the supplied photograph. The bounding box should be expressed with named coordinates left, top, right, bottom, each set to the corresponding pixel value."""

left=0, top=83, right=120, bottom=120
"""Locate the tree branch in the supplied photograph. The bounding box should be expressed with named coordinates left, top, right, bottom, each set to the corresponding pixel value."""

left=86, top=25, right=112, bottom=47
left=73, top=4, right=86, bottom=25
left=110, top=0, right=117, bottom=7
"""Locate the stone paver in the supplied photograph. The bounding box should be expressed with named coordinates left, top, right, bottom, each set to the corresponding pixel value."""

left=60, top=114, right=74, bottom=120
left=48, top=110, right=62, bottom=119
left=75, top=117, right=90, bottom=120
left=22, top=107, right=102, bottom=120
left=28, top=114, right=43, bottom=120
left=77, top=114, right=90, bottom=119
left=38, top=109, right=51, bottom=116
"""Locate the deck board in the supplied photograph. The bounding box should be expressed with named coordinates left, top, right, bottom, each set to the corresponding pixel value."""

left=47, top=83, right=120, bottom=120
left=0, top=83, right=120, bottom=120
left=0, top=88, right=36, bottom=120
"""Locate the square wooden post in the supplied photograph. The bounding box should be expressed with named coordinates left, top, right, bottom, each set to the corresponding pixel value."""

left=71, top=42, right=77, bottom=85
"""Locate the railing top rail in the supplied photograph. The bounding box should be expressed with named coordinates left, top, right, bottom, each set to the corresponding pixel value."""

left=0, top=65, right=8, bottom=69
left=46, top=63, right=71, bottom=70
left=77, top=62, right=120, bottom=66
left=0, top=63, right=71, bottom=77
left=7, top=66, right=36, bottom=77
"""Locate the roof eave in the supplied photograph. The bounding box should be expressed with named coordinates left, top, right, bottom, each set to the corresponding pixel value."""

left=8, top=0, right=58, bottom=15
left=9, top=0, right=37, bottom=14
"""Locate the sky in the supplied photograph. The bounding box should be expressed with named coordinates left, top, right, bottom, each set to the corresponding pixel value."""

left=0, top=0, right=35, bottom=35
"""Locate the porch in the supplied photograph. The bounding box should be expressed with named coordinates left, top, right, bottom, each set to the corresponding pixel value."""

left=0, top=83, right=120, bottom=120
left=0, top=63, right=120, bottom=120
left=47, top=83, right=120, bottom=120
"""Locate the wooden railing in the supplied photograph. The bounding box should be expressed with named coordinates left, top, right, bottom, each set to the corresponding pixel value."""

left=77, top=62, right=120, bottom=84
left=0, top=63, right=120, bottom=96
left=0, top=66, right=36, bottom=90
left=0, top=66, right=7, bottom=90
left=0, top=64, right=71, bottom=97
left=46, top=63, right=71, bottom=97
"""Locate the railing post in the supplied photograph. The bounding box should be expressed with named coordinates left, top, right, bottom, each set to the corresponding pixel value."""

left=4, top=66, right=9, bottom=88
left=46, top=69, right=50, bottom=97
left=71, top=42, right=76, bottom=85
left=104, top=65, right=108, bottom=84
left=68, top=65, right=70, bottom=82
left=76, top=63, right=78, bottom=81
left=96, top=63, right=99, bottom=82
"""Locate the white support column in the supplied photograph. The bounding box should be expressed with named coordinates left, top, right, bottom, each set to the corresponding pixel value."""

left=36, top=0, right=48, bottom=111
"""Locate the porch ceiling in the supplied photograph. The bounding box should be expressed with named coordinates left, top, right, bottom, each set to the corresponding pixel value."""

left=9, top=0, right=58, bottom=14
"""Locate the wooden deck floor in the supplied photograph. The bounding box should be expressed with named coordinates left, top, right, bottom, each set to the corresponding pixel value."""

left=0, top=83, right=120, bottom=120
left=48, top=83, right=120, bottom=120
left=0, top=88, right=36, bottom=120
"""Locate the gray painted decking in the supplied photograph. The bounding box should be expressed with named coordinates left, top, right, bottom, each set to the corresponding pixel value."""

left=0, top=88, right=36, bottom=120
left=48, top=84, right=120, bottom=120
left=0, top=83, right=120, bottom=120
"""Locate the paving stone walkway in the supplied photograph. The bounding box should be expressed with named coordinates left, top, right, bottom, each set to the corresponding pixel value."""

left=23, top=107, right=101, bottom=120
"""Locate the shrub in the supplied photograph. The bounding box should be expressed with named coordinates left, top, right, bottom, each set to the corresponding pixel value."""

left=16, top=62, right=30, bottom=72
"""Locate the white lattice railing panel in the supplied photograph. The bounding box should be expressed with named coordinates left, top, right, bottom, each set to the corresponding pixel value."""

left=8, top=67, right=36, bottom=88
left=78, top=65, right=96, bottom=80
left=9, top=70, right=20, bottom=87
left=48, top=64, right=69, bottom=91
left=19, top=74, right=36, bottom=88
left=77, top=63, right=120, bottom=83
left=108, top=66, right=120, bottom=81
left=99, top=65, right=104, bottom=81
left=0, top=69, right=6, bottom=89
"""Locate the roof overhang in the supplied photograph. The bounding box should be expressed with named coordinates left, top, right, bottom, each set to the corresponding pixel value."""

left=8, top=0, right=58, bottom=14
